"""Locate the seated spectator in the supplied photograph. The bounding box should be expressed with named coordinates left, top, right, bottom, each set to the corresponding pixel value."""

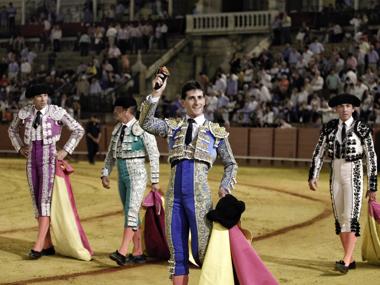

left=325, top=68, right=341, bottom=95
left=20, top=58, right=32, bottom=80
left=309, top=38, right=324, bottom=55
left=310, top=71, right=324, bottom=93
left=89, top=77, right=102, bottom=96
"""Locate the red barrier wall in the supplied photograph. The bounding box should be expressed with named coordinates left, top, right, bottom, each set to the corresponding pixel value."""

left=2, top=125, right=380, bottom=164
left=297, top=128, right=320, bottom=159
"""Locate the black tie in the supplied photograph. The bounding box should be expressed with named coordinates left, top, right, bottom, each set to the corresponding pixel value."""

left=185, top=119, right=195, bottom=145
left=119, top=125, right=127, bottom=143
left=33, top=111, right=42, bottom=129
left=341, top=123, right=346, bottom=142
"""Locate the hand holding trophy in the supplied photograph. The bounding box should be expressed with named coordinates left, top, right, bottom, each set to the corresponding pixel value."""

left=152, top=66, right=170, bottom=97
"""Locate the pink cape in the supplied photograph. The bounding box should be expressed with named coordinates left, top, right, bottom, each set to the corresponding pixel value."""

left=142, top=191, right=170, bottom=260
left=229, top=225, right=279, bottom=285
left=51, top=160, right=93, bottom=260
left=368, top=200, right=380, bottom=223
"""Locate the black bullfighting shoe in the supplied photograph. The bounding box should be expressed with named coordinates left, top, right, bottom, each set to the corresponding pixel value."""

left=335, top=260, right=349, bottom=274
left=42, top=246, right=55, bottom=256
left=348, top=261, right=356, bottom=269
left=28, top=249, right=42, bottom=260
left=109, top=250, right=126, bottom=266
left=132, top=254, right=147, bottom=264
left=335, top=260, right=356, bottom=269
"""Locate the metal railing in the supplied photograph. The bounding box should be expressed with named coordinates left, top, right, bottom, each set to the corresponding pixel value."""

left=186, top=11, right=277, bottom=35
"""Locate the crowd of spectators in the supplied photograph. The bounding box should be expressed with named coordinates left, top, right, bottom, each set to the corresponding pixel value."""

left=0, top=1, right=172, bottom=124
left=2, top=5, right=380, bottom=130
left=25, top=0, right=169, bottom=26
left=0, top=40, right=138, bottom=124
left=156, top=21, right=380, bottom=128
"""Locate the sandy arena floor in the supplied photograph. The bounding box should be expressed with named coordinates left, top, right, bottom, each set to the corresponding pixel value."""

left=0, top=158, right=378, bottom=285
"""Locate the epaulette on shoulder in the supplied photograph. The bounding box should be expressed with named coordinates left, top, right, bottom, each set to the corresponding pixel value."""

left=48, top=105, right=66, bottom=120
left=322, top=119, right=339, bottom=135
left=165, top=117, right=184, bottom=130
left=112, top=122, right=121, bottom=135
left=131, top=121, right=144, bottom=136
left=18, top=105, right=33, bottom=120
left=209, top=122, right=229, bottom=139
left=354, top=120, right=371, bottom=139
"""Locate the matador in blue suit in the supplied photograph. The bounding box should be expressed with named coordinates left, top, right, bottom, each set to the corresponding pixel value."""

left=139, top=74, right=237, bottom=285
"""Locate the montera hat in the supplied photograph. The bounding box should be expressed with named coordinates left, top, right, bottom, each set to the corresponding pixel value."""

left=328, top=93, right=361, bottom=108
left=206, top=194, right=245, bottom=229
left=114, top=96, right=137, bottom=109
left=25, top=84, right=52, bottom=99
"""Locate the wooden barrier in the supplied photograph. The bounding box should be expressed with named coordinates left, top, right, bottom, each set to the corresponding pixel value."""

left=297, top=128, right=320, bottom=159
left=273, top=128, right=298, bottom=166
left=248, top=128, right=274, bottom=166
left=2, top=124, right=380, bottom=167
left=228, top=127, right=249, bottom=156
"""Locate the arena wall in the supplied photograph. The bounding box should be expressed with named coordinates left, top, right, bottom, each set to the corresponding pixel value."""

left=2, top=125, right=380, bottom=166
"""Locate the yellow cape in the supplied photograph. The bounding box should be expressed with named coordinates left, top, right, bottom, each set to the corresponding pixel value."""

left=199, top=223, right=234, bottom=285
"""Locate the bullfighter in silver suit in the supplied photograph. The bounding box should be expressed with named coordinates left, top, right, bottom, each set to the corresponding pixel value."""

left=8, top=84, right=84, bottom=259
left=308, top=93, right=377, bottom=274
left=101, top=97, right=160, bottom=266
left=139, top=74, right=237, bottom=285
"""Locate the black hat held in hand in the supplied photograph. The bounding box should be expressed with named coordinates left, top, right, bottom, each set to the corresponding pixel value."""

left=207, top=194, right=245, bottom=229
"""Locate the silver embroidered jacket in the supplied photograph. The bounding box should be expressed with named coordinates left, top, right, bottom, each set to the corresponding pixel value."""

left=139, top=98, right=237, bottom=191
left=309, top=119, right=377, bottom=192
left=101, top=120, right=160, bottom=184
left=8, top=104, right=84, bottom=154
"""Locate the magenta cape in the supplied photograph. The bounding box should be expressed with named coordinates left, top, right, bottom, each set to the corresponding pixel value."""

left=50, top=160, right=93, bottom=261
left=362, top=200, right=380, bottom=265
left=142, top=190, right=170, bottom=260
left=229, top=225, right=278, bottom=285
left=200, top=223, right=278, bottom=285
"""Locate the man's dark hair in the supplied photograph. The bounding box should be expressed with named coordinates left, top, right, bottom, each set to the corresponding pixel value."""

left=181, top=80, right=203, bottom=100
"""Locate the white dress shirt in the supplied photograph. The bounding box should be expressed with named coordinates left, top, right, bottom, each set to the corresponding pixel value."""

left=337, top=116, right=354, bottom=143
left=186, top=114, right=205, bottom=140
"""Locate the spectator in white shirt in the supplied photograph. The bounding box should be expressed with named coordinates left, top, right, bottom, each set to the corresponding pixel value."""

left=214, top=72, right=227, bottom=94
left=20, top=58, right=32, bottom=80
left=351, top=77, right=368, bottom=101
left=89, top=77, right=103, bottom=96
left=50, top=25, right=62, bottom=52
left=259, top=83, right=272, bottom=102
left=117, top=24, right=129, bottom=54
left=107, top=45, right=121, bottom=73
left=302, top=46, right=314, bottom=66
left=160, top=22, right=168, bottom=49
left=130, top=22, right=142, bottom=53
left=309, top=38, right=325, bottom=55
left=350, top=15, right=361, bottom=36
left=106, top=24, right=117, bottom=47
left=310, top=70, right=324, bottom=92
left=205, top=89, right=218, bottom=121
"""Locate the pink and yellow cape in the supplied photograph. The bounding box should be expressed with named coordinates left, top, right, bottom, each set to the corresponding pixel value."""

left=50, top=160, right=93, bottom=261
left=362, top=200, right=380, bottom=265
left=199, top=223, right=278, bottom=285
